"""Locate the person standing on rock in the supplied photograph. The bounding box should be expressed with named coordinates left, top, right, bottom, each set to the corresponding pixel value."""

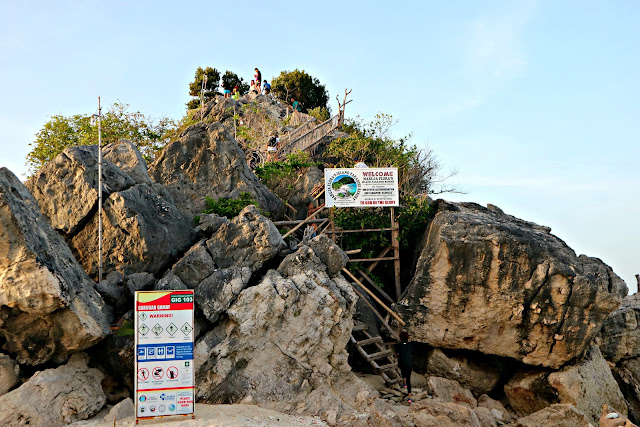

left=396, top=331, right=413, bottom=403
left=254, top=68, right=262, bottom=92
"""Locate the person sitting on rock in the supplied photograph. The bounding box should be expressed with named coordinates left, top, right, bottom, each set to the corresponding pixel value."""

left=232, top=85, right=240, bottom=100
left=249, top=80, right=258, bottom=94
left=291, top=97, right=302, bottom=112
left=262, top=80, right=271, bottom=95
left=266, top=133, right=279, bottom=162
left=396, top=331, right=413, bottom=403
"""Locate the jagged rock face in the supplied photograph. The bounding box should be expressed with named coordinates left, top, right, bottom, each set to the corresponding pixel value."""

left=26, top=144, right=195, bottom=278
left=149, top=122, right=284, bottom=218
left=194, top=245, right=357, bottom=405
left=600, top=293, right=640, bottom=362
left=205, top=205, right=287, bottom=271
left=0, top=353, right=106, bottom=425
left=514, top=404, right=590, bottom=427
left=504, top=346, right=627, bottom=425
left=397, top=200, right=627, bottom=368
left=613, top=357, right=640, bottom=423
left=0, top=168, right=111, bottom=365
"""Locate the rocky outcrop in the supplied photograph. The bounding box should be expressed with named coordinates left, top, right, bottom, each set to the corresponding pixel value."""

left=0, top=353, right=106, bottom=425
left=397, top=201, right=627, bottom=368
left=505, top=345, right=627, bottom=425
left=613, top=358, right=640, bottom=423
left=601, top=293, right=640, bottom=362
left=425, top=348, right=502, bottom=395
left=26, top=144, right=195, bottom=278
left=0, top=168, right=111, bottom=364
left=514, top=404, right=590, bottom=427
left=149, top=122, right=284, bottom=217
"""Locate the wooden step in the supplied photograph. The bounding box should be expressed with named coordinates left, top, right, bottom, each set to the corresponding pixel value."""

left=356, top=337, right=383, bottom=347
left=378, top=363, right=399, bottom=371
left=386, top=377, right=403, bottom=385
left=367, top=349, right=393, bottom=360
left=352, top=323, right=368, bottom=332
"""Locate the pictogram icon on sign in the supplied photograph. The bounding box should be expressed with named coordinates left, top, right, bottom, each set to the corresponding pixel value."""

left=138, top=324, right=150, bottom=336
left=180, top=322, right=193, bottom=336
left=166, top=323, right=178, bottom=336
left=167, top=366, right=178, bottom=380
left=152, top=367, right=164, bottom=380
left=138, top=368, right=149, bottom=381
left=152, top=323, right=163, bottom=336
left=139, top=312, right=148, bottom=321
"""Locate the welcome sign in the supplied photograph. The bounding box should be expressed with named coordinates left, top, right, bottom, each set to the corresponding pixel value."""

left=134, top=290, right=195, bottom=421
left=324, top=168, right=399, bottom=208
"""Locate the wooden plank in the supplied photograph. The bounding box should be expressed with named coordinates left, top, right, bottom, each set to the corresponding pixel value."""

left=367, top=349, right=393, bottom=360
left=325, top=227, right=397, bottom=234
left=282, top=205, right=326, bottom=239
left=378, top=363, right=399, bottom=371
left=285, top=202, right=298, bottom=214
left=352, top=323, right=368, bottom=332
left=367, top=247, right=392, bottom=273
left=356, top=337, right=383, bottom=347
left=357, top=269, right=395, bottom=305
left=347, top=257, right=397, bottom=262
left=343, top=268, right=405, bottom=327
left=344, top=249, right=361, bottom=255
left=273, top=218, right=326, bottom=226
left=391, top=207, right=401, bottom=300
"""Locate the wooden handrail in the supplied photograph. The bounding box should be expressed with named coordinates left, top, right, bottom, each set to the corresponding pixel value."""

left=282, top=205, right=326, bottom=239
left=342, top=268, right=405, bottom=326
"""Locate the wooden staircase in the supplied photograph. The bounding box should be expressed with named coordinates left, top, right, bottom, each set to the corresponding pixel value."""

left=351, top=322, right=402, bottom=385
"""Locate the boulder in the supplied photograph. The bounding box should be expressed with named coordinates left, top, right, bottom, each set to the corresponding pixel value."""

left=614, top=358, right=640, bottom=423
left=505, top=345, right=627, bottom=425
left=427, top=376, right=477, bottom=408
left=194, top=267, right=252, bottom=324
left=0, top=354, right=19, bottom=396
left=25, top=145, right=135, bottom=235
left=514, top=403, right=590, bottom=427
left=104, top=397, right=134, bottom=422
left=407, top=400, right=482, bottom=427
left=0, top=353, right=106, bottom=425
left=103, top=140, right=153, bottom=184
left=425, top=348, right=502, bottom=395
left=195, top=213, right=230, bottom=236
left=473, top=406, right=498, bottom=427
left=307, top=235, right=349, bottom=278
left=477, top=394, right=514, bottom=422
left=171, top=240, right=217, bottom=289
left=194, top=245, right=357, bottom=406
left=0, top=168, right=111, bottom=364
left=205, top=205, right=287, bottom=272
left=148, top=122, right=284, bottom=218
left=69, top=183, right=195, bottom=278
left=600, top=293, right=640, bottom=362
left=397, top=200, right=627, bottom=368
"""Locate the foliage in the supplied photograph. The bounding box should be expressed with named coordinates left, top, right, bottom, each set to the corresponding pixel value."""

left=254, top=152, right=319, bottom=203
left=26, top=102, right=175, bottom=174
left=222, top=70, right=249, bottom=95
left=307, top=106, right=330, bottom=122
left=187, top=66, right=221, bottom=110
left=325, top=114, right=441, bottom=195
left=233, top=102, right=280, bottom=155
left=271, top=69, right=330, bottom=113
left=202, top=192, right=264, bottom=219
left=115, top=320, right=135, bottom=337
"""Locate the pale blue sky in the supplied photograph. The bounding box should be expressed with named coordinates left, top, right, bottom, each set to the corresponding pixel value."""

left=1, top=1, right=638, bottom=292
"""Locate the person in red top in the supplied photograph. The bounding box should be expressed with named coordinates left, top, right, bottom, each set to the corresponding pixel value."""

left=254, top=68, right=262, bottom=92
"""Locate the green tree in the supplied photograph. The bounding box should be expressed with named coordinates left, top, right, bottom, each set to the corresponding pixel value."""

left=222, top=70, right=249, bottom=95
left=271, top=69, right=330, bottom=113
left=187, top=66, right=221, bottom=110
left=26, top=102, right=175, bottom=175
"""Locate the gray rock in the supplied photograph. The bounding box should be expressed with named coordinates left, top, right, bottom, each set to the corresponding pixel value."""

left=600, top=293, right=640, bottom=362
left=514, top=403, right=590, bottom=427
left=477, top=394, right=513, bottom=422
left=427, top=376, right=477, bottom=408
left=397, top=200, right=627, bottom=368
left=614, top=357, right=640, bottom=423
left=70, top=183, right=195, bottom=278
left=153, top=271, right=188, bottom=291
left=0, top=353, right=106, bottom=425
left=196, top=213, right=230, bottom=236
left=0, top=168, right=111, bottom=365
left=425, top=348, right=502, bottom=395
left=307, top=235, right=349, bottom=277
left=194, top=267, right=251, bottom=323
left=25, top=145, right=135, bottom=235
left=0, top=354, right=19, bottom=396
left=125, top=272, right=155, bottom=295
left=104, top=397, right=134, bottom=422
left=103, top=140, right=152, bottom=184
left=473, top=406, right=498, bottom=427
left=206, top=205, right=287, bottom=272
left=96, top=274, right=124, bottom=303
left=149, top=122, right=284, bottom=218
left=408, top=400, right=482, bottom=426
left=171, top=240, right=216, bottom=288
left=504, top=369, right=555, bottom=416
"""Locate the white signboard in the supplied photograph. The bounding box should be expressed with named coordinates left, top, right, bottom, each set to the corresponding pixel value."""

left=134, top=290, right=195, bottom=420
left=324, top=167, right=399, bottom=207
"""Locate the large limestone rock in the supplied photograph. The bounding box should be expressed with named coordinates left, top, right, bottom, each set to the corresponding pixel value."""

left=427, top=376, right=477, bottom=408
left=425, top=348, right=502, bottom=395
left=103, top=140, right=153, bottom=185
left=0, top=354, right=19, bottom=396
left=613, top=358, right=640, bottom=424
left=0, top=168, right=111, bottom=364
left=0, top=353, right=106, bottom=425
left=601, top=293, right=640, bottom=362
left=514, top=404, right=590, bottom=427
left=505, top=346, right=627, bottom=425
left=397, top=201, right=627, bottom=368
left=149, top=122, right=284, bottom=217
left=407, top=400, right=482, bottom=427
left=205, top=205, right=287, bottom=272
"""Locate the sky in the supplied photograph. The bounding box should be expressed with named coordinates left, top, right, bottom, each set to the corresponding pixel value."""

left=0, top=0, right=638, bottom=293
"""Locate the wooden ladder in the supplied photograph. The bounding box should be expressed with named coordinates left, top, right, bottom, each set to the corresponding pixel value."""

left=351, top=322, right=403, bottom=386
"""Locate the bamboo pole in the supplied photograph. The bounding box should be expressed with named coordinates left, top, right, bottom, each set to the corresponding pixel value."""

left=342, top=268, right=405, bottom=326
left=349, top=286, right=400, bottom=342
left=391, top=207, right=401, bottom=300
left=282, top=205, right=326, bottom=239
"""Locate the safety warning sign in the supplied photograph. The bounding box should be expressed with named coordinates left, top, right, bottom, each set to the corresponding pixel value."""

left=135, top=290, right=195, bottom=419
